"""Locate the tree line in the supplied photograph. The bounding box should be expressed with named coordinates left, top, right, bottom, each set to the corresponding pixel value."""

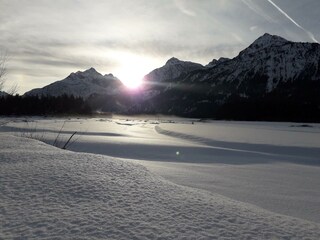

left=0, top=95, right=91, bottom=115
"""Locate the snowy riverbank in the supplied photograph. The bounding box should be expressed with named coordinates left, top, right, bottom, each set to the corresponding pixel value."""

left=1, top=133, right=320, bottom=239
left=0, top=117, right=320, bottom=239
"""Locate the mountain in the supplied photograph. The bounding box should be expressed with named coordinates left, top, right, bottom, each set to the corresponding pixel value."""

left=19, top=33, right=320, bottom=121
left=169, top=33, right=320, bottom=95
left=205, top=57, right=230, bottom=68
left=140, top=57, right=204, bottom=100
left=144, top=57, right=204, bottom=84
left=24, top=68, right=123, bottom=99
left=134, top=33, right=320, bottom=121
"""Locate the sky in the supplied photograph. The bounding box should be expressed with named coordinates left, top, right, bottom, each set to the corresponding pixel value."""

left=0, top=0, right=320, bottom=93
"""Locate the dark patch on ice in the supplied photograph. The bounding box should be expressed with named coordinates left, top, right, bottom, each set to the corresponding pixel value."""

left=290, top=124, right=313, bottom=128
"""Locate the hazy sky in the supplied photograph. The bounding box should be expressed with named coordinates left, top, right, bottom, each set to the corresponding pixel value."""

left=1, top=0, right=319, bottom=93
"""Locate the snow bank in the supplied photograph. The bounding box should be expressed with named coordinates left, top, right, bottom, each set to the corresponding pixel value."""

left=1, top=134, right=320, bottom=239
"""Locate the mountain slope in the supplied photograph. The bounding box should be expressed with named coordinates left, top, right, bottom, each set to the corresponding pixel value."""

left=139, top=57, right=204, bottom=101
left=144, top=57, right=204, bottom=85
left=24, top=68, right=123, bottom=99
left=175, top=33, right=319, bottom=95
left=137, top=33, right=320, bottom=120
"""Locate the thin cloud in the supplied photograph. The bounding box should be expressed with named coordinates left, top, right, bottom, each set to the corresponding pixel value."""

left=174, top=0, right=196, bottom=17
left=267, top=0, right=319, bottom=43
left=1, top=0, right=319, bottom=94
left=241, top=0, right=275, bottom=23
left=250, top=26, right=258, bottom=32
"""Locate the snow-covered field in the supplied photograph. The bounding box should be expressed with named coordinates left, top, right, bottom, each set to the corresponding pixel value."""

left=1, top=116, right=320, bottom=239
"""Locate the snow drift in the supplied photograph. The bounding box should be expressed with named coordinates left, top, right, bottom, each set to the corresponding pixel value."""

left=1, top=134, right=320, bottom=239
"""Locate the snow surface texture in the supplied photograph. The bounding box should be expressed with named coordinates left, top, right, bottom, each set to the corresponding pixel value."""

left=1, top=117, right=320, bottom=224
left=1, top=134, right=320, bottom=239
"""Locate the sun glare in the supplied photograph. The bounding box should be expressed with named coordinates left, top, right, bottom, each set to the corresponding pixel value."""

left=120, top=72, right=144, bottom=89
left=116, top=65, right=146, bottom=89
left=112, top=53, right=158, bottom=90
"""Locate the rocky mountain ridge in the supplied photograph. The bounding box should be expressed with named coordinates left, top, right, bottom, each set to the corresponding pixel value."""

left=134, top=33, right=320, bottom=120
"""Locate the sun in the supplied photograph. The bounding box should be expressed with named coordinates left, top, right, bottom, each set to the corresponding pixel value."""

left=121, top=74, right=143, bottom=89
left=112, top=52, right=159, bottom=89
left=116, top=65, right=145, bottom=89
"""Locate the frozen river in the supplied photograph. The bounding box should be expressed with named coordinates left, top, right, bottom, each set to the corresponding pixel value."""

left=1, top=116, right=320, bottom=223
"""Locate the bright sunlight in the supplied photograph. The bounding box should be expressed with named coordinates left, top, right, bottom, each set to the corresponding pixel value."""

left=116, top=61, right=146, bottom=89
left=112, top=52, right=160, bottom=89
left=118, top=67, right=144, bottom=89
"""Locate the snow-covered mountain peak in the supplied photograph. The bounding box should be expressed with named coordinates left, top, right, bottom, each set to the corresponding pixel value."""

left=144, top=58, right=203, bottom=84
left=84, top=67, right=99, bottom=74
left=250, top=33, right=288, bottom=49
left=165, top=57, right=204, bottom=67
left=72, top=67, right=102, bottom=78
left=24, top=68, right=123, bottom=99
left=237, top=33, right=291, bottom=67
left=105, top=73, right=115, bottom=78
left=206, top=57, right=230, bottom=68
left=165, top=57, right=182, bottom=65
left=206, top=59, right=218, bottom=67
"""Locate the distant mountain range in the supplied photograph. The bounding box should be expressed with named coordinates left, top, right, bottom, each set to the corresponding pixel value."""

left=21, top=33, right=320, bottom=121
left=24, top=68, right=123, bottom=99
